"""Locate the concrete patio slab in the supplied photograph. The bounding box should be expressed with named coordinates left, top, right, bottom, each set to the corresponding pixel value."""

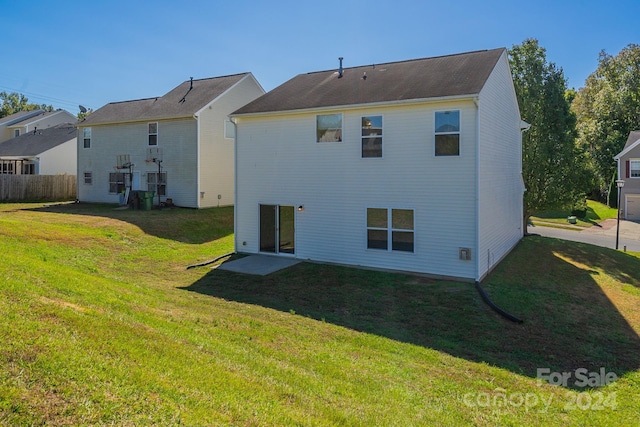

left=216, top=255, right=301, bottom=276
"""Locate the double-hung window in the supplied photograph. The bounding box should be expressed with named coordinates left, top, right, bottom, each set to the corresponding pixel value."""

left=109, top=172, right=125, bottom=193
left=316, top=114, right=342, bottom=142
left=84, top=172, right=93, bottom=185
left=630, top=160, right=640, bottom=178
left=362, top=116, right=382, bottom=157
left=435, top=110, right=460, bottom=156
left=147, top=172, right=167, bottom=196
left=148, top=122, right=158, bottom=146
left=367, top=208, right=414, bottom=252
left=83, top=128, right=91, bottom=148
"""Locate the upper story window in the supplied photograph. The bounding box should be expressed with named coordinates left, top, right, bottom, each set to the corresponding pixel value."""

left=362, top=116, right=382, bottom=158
left=13, top=129, right=20, bottom=138
left=148, top=122, right=158, bottom=146
left=435, top=110, right=460, bottom=156
left=316, top=114, right=342, bottom=142
left=631, top=160, right=640, bottom=178
left=83, top=128, right=91, bottom=148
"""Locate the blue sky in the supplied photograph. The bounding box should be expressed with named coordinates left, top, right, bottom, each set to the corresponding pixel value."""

left=1, top=0, right=638, bottom=114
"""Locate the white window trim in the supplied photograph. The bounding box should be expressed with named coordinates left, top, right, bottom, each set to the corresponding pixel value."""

left=630, top=159, right=640, bottom=178
left=366, top=207, right=415, bottom=253
left=148, top=122, right=158, bottom=146
left=434, top=109, right=461, bottom=157
left=361, top=114, right=383, bottom=159
left=83, top=171, right=93, bottom=185
left=316, top=113, right=343, bottom=143
left=83, top=127, right=91, bottom=149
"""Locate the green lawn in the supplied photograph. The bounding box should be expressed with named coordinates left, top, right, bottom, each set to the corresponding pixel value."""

left=1, top=202, right=639, bottom=425
left=531, top=200, right=619, bottom=228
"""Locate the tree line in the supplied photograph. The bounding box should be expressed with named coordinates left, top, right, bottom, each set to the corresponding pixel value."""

left=509, top=39, right=640, bottom=229
left=0, top=91, right=54, bottom=118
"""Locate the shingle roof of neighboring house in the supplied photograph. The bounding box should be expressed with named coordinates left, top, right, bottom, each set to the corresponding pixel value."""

left=7, top=110, right=73, bottom=127
left=624, top=130, right=640, bottom=149
left=233, top=48, right=505, bottom=115
left=0, top=123, right=76, bottom=157
left=81, top=73, right=251, bottom=126
left=0, top=109, right=45, bottom=126
left=614, top=130, right=640, bottom=160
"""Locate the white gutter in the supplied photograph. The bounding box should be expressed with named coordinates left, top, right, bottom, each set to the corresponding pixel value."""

left=230, top=93, right=480, bottom=119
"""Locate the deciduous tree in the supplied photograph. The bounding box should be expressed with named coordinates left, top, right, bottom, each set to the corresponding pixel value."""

left=0, top=91, right=54, bottom=118
left=573, top=44, right=640, bottom=205
left=509, top=39, right=590, bottom=231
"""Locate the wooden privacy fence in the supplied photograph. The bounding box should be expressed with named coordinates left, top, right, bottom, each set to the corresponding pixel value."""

left=0, top=174, right=77, bottom=202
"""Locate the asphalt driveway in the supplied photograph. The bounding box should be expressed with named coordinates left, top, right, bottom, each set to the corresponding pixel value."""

left=527, top=219, right=640, bottom=252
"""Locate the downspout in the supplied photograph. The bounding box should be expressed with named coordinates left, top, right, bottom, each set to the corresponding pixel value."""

left=194, top=113, right=200, bottom=208
left=231, top=117, right=239, bottom=253
left=473, top=96, right=480, bottom=281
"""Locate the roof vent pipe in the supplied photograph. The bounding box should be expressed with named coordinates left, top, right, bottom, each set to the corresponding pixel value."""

left=338, top=57, right=343, bottom=78
left=190, top=77, right=193, bottom=89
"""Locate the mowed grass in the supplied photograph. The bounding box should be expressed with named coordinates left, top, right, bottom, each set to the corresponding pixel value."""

left=1, top=202, right=639, bottom=426
left=530, top=200, right=619, bottom=228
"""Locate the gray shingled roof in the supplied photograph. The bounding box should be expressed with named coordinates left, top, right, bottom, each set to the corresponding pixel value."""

left=0, top=123, right=76, bottom=157
left=0, top=109, right=45, bottom=126
left=233, top=48, right=505, bottom=115
left=8, top=110, right=67, bottom=127
left=624, top=130, right=640, bottom=149
left=81, top=73, right=250, bottom=125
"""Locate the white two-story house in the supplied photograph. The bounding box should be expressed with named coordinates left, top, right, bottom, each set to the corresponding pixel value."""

left=231, top=48, right=524, bottom=281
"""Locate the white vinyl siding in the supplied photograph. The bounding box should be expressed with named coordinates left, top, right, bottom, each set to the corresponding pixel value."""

left=196, top=74, right=265, bottom=208
left=77, top=119, right=198, bottom=206
left=236, top=101, right=478, bottom=279
left=476, top=51, right=524, bottom=280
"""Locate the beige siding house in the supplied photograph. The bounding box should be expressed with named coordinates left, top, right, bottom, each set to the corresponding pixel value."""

left=77, top=73, right=264, bottom=208
left=0, top=123, right=77, bottom=175
left=0, top=109, right=76, bottom=143
left=615, top=131, right=640, bottom=220
left=232, top=49, right=524, bottom=281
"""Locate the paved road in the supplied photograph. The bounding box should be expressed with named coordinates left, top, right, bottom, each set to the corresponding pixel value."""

left=527, top=219, right=640, bottom=253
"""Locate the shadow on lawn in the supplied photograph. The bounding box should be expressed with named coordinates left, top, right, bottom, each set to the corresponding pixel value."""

left=21, top=202, right=233, bottom=244
left=181, top=236, right=640, bottom=386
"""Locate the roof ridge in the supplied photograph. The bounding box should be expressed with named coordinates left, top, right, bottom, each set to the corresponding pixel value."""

left=107, top=97, right=160, bottom=105
left=187, top=72, right=249, bottom=83
left=304, top=48, right=504, bottom=76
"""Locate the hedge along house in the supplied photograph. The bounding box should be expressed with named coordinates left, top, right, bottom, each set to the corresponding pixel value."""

left=77, top=73, right=264, bottom=208
left=231, top=49, right=525, bottom=281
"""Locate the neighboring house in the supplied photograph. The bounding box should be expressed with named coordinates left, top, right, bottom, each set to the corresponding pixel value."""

left=77, top=73, right=265, bottom=208
left=0, top=110, right=44, bottom=142
left=231, top=48, right=525, bottom=282
left=1, top=109, right=76, bottom=142
left=0, top=122, right=77, bottom=175
left=614, top=130, right=640, bottom=221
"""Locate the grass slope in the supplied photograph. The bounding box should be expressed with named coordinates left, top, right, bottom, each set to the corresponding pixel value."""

left=1, top=203, right=638, bottom=425
left=531, top=200, right=619, bottom=228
